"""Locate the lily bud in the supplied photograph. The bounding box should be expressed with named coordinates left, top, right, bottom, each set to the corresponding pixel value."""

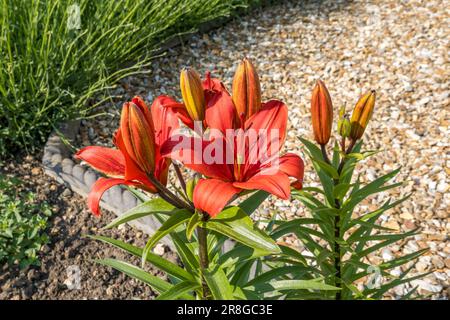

left=232, top=58, right=261, bottom=121
left=120, top=97, right=156, bottom=175
left=337, top=106, right=351, bottom=138
left=180, top=68, right=206, bottom=121
left=350, top=90, right=376, bottom=140
left=186, top=175, right=199, bottom=202
left=311, top=80, right=333, bottom=145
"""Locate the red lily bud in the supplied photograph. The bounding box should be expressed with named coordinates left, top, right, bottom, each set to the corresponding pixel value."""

left=350, top=90, right=376, bottom=140
left=311, top=80, right=333, bottom=145
left=120, top=97, right=156, bottom=175
left=180, top=68, right=206, bottom=121
left=232, top=58, right=261, bottom=122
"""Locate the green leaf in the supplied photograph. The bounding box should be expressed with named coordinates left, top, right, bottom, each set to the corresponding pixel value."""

left=245, top=266, right=307, bottom=287
left=313, top=159, right=340, bottom=180
left=332, top=142, right=341, bottom=168
left=230, top=260, right=254, bottom=286
left=239, top=190, right=269, bottom=215
left=332, top=183, right=351, bottom=201
left=204, top=207, right=280, bottom=255
left=96, top=258, right=171, bottom=294
left=104, top=198, right=174, bottom=229
left=204, top=264, right=235, bottom=300
left=218, top=245, right=268, bottom=269
left=142, top=209, right=192, bottom=267
left=343, top=168, right=401, bottom=213
left=271, top=218, right=327, bottom=240
left=87, top=235, right=194, bottom=282
left=155, top=281, right=198, bottom=300
left=246, top=279, right=340, bottom=293
left=186, top=211, right=202, bottom=241
left=299, top=137, right=323, bottom=160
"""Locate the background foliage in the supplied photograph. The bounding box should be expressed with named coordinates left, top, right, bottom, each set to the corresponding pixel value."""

left=0, top=0, right=262, bottom=156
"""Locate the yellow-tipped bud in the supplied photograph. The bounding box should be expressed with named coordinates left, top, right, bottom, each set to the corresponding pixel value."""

left=180, top=68, right=206, bottom=121
left=350, top=90, right=376, bottom=140
left=232, top=58, right=262, bottom=122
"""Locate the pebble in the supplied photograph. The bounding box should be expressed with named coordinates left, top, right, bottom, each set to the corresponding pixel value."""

left=153, top=243, right=165, bottom=256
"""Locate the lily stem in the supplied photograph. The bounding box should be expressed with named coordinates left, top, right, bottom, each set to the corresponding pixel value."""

left=197, top=213, right=211, bottom=300
left=333, top=138, right=356, bottom=300
left=173, top=162, right=187, bottom=194
left=320, top=144, right=331, bottom=164
left=147, top=174, right=192, bottom=211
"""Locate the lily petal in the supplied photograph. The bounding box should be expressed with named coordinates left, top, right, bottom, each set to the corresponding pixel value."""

left=245, top=99, right=288, bottom=145
left=75, top=146, right=125, bottom=178
left=193, top=179, right=241, bottom=217
left=278, top=153, right=304, bottom=189
left=243, top=100, right=288, bottom=173
left=205, top=90, right=236, bottom=133
left=161, top=135, right=234, bottom=181
left=151, top=95, right=182, bottom=147
left=88, top=178, right=136, bottom=216
left=202, top=71, right=229, bottom=94
left=233, top=171, right=291, bottom=200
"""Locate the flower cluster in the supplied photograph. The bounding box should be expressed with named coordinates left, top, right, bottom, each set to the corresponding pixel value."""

left=76, top=59, right=304, bottom=217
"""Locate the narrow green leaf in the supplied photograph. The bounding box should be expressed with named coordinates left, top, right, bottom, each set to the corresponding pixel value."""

left=142, top=209, right=192, bottom=267
left=204, top=265, right=235, bottom=300
left=218, top=245, right=268, bottom=269
left=245, top=266, right=305, bottom=287
left=204, top=207, right=280, bottom=255
left=239, top=190, right=269, bottom=215
left=155, top=281, right=198, bottom=300
left=332, top=183, right=351, bottom=201
left=313, top=159, right=340, bottom=179
left=104, top=198, right=174, bottom=229
left=186, top=211, right=202, bottom=240
left=96, top=258, right=171, bottom=293
left=88, top=235, right=194, bottom=281
left=247, top=279, right=340, bottom=293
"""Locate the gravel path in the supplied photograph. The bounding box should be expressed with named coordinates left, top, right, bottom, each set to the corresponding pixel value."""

left=78, top=0, right=449, bottom=299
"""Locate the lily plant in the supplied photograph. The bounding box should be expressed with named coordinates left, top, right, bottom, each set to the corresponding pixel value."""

left=75, top=59, right=427, bottom=300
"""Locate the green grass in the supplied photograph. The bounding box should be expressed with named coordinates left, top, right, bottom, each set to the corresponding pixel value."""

left=0, top=0, right=262, bottom=157
left=0, top=174, right=52, bottom=268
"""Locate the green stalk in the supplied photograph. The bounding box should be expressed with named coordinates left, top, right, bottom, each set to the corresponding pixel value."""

left=197, top=214, right=211, bottom=299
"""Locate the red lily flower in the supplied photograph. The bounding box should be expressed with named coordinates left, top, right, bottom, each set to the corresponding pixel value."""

left=75, top=96, right=180, bottom=216
left=162, top=100, right=304, bottom=217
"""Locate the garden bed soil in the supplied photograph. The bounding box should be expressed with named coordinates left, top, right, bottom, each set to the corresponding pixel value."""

left=0, top=153, right=175, bottom=300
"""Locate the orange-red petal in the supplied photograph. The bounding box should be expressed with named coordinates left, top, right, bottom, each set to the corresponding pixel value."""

left=193, top=179, right=241, bottom=217
left=233, top=171, right=291, bottom=200
left=161, top=135, right=234, bottom=181
left=278, top=153, right=304, bottom=189
left=75, top=146, right=125, bottom=178
left=88, top=178, right=135, bottom=216
left=205, top=90, right=235, bottom=133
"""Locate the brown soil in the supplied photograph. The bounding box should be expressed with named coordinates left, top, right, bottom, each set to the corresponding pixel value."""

left=0, top=152, right=176, bottom=300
